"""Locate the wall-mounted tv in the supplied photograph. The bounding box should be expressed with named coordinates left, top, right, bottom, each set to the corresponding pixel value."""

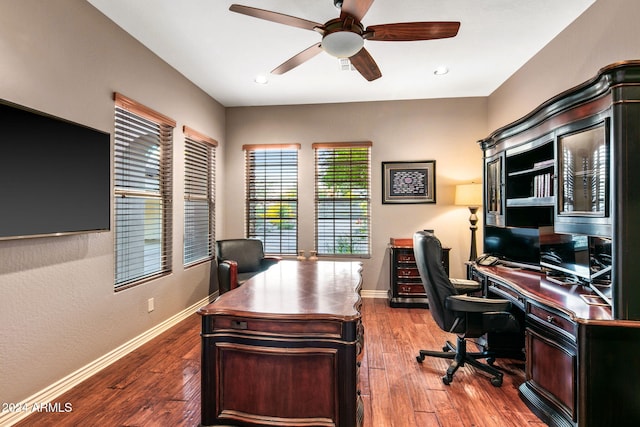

left=0, top=99, right=110, bottom=240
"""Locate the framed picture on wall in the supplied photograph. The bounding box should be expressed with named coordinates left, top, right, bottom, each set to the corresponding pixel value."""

left=382, top=160, right=436, bottom=204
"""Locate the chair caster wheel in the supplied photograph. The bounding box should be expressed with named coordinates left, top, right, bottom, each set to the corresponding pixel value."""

left=490, top=376, right=503, bottom=387
left=416, top=354, right=424, bottom=363
left=442, top=346, right=450, bottom=352
left=442, top=375, right=452, bottom=385
left=487, top=357, right=495, bottom=366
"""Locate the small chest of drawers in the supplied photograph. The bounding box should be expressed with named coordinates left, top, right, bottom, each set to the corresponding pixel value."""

left=388, top=238, right=449, bottom=308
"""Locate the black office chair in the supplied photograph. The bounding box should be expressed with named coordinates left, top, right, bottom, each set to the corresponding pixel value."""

left=413, top=231, right=520, bottom=387
left=216, top=238, right=280, bottom=294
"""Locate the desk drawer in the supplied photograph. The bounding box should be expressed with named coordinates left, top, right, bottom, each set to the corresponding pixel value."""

left=487, top=278, right=525, bottom=308
left=528, top=303, right=576, bottom=339
left=211, top=316, right=343, bottom=338
left=397, top=267, right=420, bottom=277
left=396, top=252, right=415, bottom=263
left=398, top=284, right=426, bottom=295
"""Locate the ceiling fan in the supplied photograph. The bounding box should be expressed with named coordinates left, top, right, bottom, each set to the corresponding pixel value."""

left=229, top=0, right=460, bottom=81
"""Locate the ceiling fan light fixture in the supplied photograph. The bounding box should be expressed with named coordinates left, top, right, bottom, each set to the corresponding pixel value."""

left=322, top=31, right=364, bottom=58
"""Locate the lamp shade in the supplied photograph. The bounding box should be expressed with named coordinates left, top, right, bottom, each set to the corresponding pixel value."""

left=455, top=183, right=482, bottom=207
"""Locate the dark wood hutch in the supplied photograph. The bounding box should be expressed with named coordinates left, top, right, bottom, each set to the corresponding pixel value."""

left=471, top=61, right=640, bottom=427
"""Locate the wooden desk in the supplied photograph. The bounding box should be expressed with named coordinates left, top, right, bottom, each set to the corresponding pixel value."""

left=198, top=260, right=364, bottom=427
left=471, top=264, right=640, bottom=427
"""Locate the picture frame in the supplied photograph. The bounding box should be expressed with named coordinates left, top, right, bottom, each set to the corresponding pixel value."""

left=382, top=160, right=436, bottom=204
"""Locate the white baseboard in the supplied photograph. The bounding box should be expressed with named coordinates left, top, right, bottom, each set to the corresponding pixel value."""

left=362, top=289, right=388, bottom=299
left=0, top=293, right=215, bottom=427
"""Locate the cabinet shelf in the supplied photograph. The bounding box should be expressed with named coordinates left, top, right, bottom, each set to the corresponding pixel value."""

left=508, top=162, right=554, bottom=177
left=507, top=196, right=555, bottom=207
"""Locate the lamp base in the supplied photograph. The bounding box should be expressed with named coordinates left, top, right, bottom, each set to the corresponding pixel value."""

left=468, top=206, right=479, bottom=261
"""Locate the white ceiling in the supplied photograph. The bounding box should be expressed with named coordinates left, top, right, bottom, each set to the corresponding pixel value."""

left=87, top=0, right=595, bottom=107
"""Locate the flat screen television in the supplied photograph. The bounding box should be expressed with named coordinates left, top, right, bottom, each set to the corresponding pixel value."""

left=539, top=230, right=591, bottom=280
left=539, top=228, right=612, bottom=282
left=483, top=226, right=541, bottom=267
left=0, top=99, right=110, bottom=240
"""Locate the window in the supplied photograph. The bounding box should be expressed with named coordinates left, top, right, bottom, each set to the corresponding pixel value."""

left=314, top=142, right=371, bottom=257
left=114, top=93, right=175, bottom=290
left=184, top=126, right=217, bottom=266
left=244, top=144, right=299, bottom=255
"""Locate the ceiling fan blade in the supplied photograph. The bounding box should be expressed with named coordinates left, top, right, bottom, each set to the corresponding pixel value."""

left=349, top=48, right=382, bottom=81
left=340, top=0, right=374, bottom=21
left=271, top=43, right=323, bottom=75
left=229, top=4, right=324, bottom=33
left=366, top=22, right=460, bottom=41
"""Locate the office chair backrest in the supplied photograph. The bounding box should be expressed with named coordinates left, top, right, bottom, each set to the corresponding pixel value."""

left=216, top=238, right=265, bottom=273
left=413, top=231, right=460, bottom=332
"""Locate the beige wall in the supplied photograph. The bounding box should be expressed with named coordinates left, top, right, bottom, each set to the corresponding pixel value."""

left=225, top=99, right=487, bottom=291
left=0, top=0, right=225, bottom=407
left=488, top=0, right=640, bottom=130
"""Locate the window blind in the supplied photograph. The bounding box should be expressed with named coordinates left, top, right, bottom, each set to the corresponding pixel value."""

left=313, top=142, right=371, bottom=257
left=244, top=144, right=300, bottom=255
left=114, top=93, right=174, bottom=290
left=184, top=126, right=217, bottom=266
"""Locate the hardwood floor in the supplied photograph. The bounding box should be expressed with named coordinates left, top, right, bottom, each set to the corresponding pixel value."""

left=15, top=298, right=544, bottom=427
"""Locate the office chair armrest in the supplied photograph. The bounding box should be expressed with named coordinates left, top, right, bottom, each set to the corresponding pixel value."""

left=445, top=295, right=512, bottom=313
left=218, top=260, right=239, bottom=293
left=450, top=278, right=482, bottom=294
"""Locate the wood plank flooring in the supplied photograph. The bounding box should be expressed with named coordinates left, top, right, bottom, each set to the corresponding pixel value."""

left=14, top=298, right=545, bottom=427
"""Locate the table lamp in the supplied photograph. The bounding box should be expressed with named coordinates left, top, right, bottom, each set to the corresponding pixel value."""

left=455, top=183, right=483, bottom=261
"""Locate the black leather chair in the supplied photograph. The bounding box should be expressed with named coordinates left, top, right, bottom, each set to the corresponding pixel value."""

left=216, top=239, right=280, bottom=294
left=413, top=231, right=520, bottom=387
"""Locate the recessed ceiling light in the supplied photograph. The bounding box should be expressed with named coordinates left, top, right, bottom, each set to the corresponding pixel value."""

left=433, top=66, right=449, bottom=75
left=254, top=74, right=268, bottom=84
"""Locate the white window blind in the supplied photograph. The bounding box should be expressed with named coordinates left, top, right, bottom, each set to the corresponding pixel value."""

left=114, top=93, right=174, bottom=290
left=244, top=144, right=300, bottom=255
left=184, top=126, right=217, bottom=266
left=313, top=142, right=371, bottom=257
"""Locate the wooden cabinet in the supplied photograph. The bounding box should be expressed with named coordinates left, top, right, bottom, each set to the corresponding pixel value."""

left=473, top=264, right=640, bottom=427
left=479, top=61, right=640, bottom=319
left=555, top=116, right=611, bottom=236
left=387, top=238, right=449, bottom=308
left=485, top=152, right=505, bottom=227
left=525, top=302, right=578, bottom=424
left=476, top=61, right=640, bottom=426
left=198, top=261, right=363, bottom=427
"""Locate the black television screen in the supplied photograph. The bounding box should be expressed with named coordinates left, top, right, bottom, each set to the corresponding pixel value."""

left=484, top=226, right=541, bottom=267
left=540, top=229, right=591, bottom=280
left=0, top=99, right=110, bottom=240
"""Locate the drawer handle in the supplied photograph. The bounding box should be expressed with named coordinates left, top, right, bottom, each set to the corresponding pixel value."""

left=546, top=315, right=555, bottom=324
left=231, top=320, right=248, bottom=330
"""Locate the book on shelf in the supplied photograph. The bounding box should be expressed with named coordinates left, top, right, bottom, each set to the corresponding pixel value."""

left=533, top=159, right=554, bottom=169
left=533, top=173, right=553, bottom=198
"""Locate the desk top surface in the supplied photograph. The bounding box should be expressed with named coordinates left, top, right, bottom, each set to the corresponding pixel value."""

left=198, top=260, right=363, bottom=320
left=477, top=264, right=613, bottom=322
